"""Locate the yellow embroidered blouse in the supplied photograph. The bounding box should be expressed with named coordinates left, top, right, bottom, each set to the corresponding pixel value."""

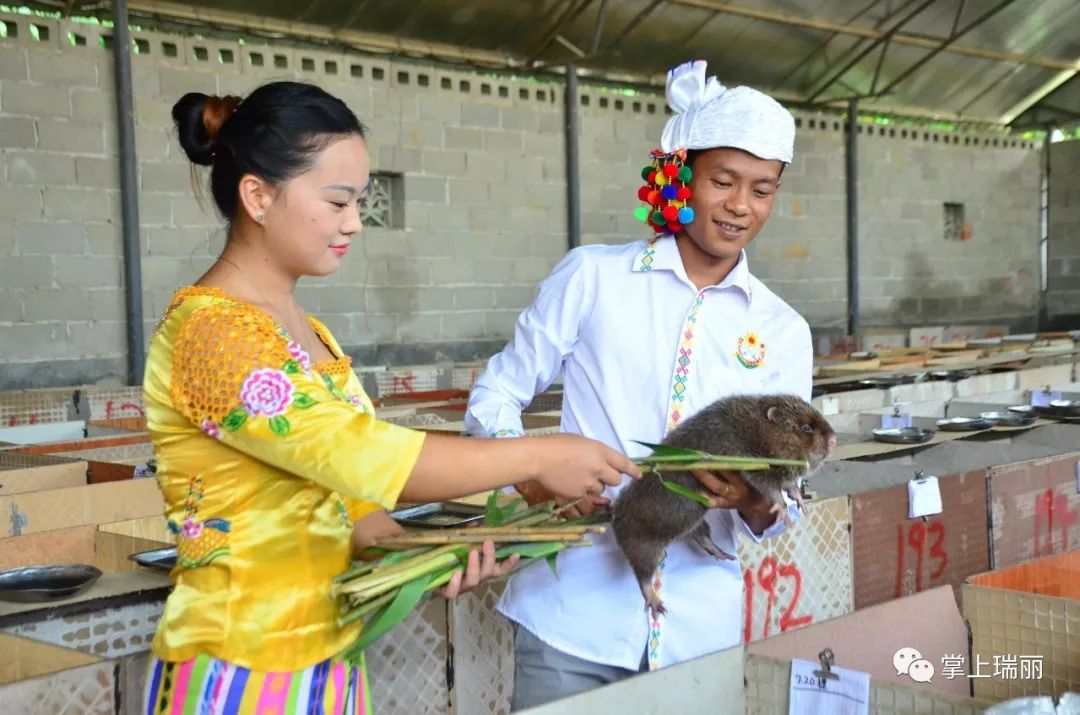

left=143, top=285, right=426, bottom=672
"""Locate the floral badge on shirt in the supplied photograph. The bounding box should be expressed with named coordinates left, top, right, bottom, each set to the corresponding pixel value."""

left=735, top=331, right=766, bottom=369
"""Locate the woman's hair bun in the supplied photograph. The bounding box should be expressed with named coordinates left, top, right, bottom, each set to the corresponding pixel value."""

left=172, top=92, right=242, bottom=166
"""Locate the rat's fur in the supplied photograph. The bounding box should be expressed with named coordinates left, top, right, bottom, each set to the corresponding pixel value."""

left=612, top=394, right=835, bottom=618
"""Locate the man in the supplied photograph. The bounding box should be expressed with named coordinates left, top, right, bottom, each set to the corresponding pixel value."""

left=464, top=59, right=814, bottom=710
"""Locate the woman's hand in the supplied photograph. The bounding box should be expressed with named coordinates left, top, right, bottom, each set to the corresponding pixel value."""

left=351, top=509, right=405, bottom=557
left=435, top=539, right=521, bottom=599
left=530, top=434, right=641, bottom=500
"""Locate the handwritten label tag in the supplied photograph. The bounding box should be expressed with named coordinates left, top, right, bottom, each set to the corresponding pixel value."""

left=908, top=475, right=943, bottom=519
left=1031, top=389, right=1061, bottom=407
left=881, top=412, right=912, bottom=429
left=788, top=658, right=870, bottom=715
left=821, top=396, right=840, bottom=416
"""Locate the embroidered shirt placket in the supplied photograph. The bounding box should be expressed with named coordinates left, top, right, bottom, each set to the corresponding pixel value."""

left=648, top=286, right=708, bottom=671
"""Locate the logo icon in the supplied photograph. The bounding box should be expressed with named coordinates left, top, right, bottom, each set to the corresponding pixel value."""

left=894, top=647, right=935, bottom=683
left=735, top=331, right=766, bottom=369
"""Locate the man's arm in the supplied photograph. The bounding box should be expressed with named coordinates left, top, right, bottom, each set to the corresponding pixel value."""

left=464, top=247, right=595, bottom=438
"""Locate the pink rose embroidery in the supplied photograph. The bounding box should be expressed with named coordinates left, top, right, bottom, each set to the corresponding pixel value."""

left=287, top=341, right=313, bottom=375
left=240, top=368, right=294, bottom=418
left=201, top=420, right=221, bottom=440
left=182, top=517, right=203, bottom=539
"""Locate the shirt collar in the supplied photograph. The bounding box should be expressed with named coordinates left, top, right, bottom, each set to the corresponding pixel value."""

left=631, top=236, right=754, bottom=303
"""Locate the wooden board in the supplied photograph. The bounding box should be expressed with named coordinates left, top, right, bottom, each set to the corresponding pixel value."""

left=0, top=570, right=171, bottom=620
left=852, top=469, right=990, bottom=610
left=0, top=478, right=164, bottom=537
left=828, top=430, right=970, bottom=461
left=0, top=525, right=98, bottom=570
left=86, top=460, right=135, bottom=484
left=0, top=633, right=100, bottom=685
left=14, top=432, right=149, bottom=456
left=987, top=451, right=1080, bottom=570
left=98, top=516, right=174, bottom=543
left=748, top=585, right=971, bottom=699
left=93, top=530, right=171, bottom=573
left=0, top=461, right=87, bottom=496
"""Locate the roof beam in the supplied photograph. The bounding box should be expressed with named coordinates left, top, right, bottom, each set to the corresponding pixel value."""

left=590, top=0, right=610, bottom=54
left=806, top=0, right=933, bottom=103
left=125, top=0, right=518, bottom=67
left=525, top=0, right=596, bottom=67
left=772, top=0, right=885, bottom=91
left=873, top=0, right=1020, bottom=98
left=666, top=0, right=1080, bottom=73
left=1002, top=66, right=1080, bottom=125
left=598, top=0, right=665, bottom=56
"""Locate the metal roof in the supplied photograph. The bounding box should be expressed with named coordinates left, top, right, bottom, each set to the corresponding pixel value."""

left=49, top=0, right=1080, bottom=128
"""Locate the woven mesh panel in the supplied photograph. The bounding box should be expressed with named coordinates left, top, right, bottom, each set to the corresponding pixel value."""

left=367, top=599, right=450, bottom=714
left=449, top=581, right=513, bottom=715
left=738, top=496, right=853, bottom=643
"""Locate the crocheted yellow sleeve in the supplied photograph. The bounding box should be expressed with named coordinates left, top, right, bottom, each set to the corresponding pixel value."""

left=170, top=302, right=425, bottom=509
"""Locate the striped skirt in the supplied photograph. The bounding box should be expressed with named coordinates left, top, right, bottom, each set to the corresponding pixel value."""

left=142, top=652, right=372, bottom=714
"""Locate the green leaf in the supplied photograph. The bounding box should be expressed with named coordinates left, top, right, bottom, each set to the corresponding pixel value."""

left=660, top=479, right=712, bottom=507
left=631, top=441, right=709, bottom=458
left=495, top=542, right=568, bottom=560
left=545, top=552, right=559, bottom=577
left=283, top=359, right=301, bottom=375
left=269, top=415, right=291, bottom=436
left=484, top=489, right=506, bottom=526
left=344, top=573, right=434, bottom=658
left=222, top=407, right=248, bottom=432
left=292, top=392, right=316, bottom=409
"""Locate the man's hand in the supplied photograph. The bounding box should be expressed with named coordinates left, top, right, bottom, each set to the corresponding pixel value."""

left=515, top=479, right=610, bottom=519
left=690, top=470, right=777, bottom=535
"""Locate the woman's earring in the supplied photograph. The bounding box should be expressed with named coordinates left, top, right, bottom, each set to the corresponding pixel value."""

left=255, top=212, right=265, bottom=222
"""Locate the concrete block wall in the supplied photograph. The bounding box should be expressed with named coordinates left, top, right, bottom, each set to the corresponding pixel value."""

left=0, top=10, right=1045, bottom=388
left=1047, top=138, right=1080, bottom=324
left=582, top=110, right=1042, bottom=330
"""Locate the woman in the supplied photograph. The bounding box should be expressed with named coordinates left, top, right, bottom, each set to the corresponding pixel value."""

left=141, top=81, right=638, bottom=714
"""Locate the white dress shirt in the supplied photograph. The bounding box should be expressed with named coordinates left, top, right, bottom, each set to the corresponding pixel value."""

left=464, top=236, right=814, bottom=671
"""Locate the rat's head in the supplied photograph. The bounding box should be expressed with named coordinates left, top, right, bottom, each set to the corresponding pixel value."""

left=759, top=394, right=836, bottom=467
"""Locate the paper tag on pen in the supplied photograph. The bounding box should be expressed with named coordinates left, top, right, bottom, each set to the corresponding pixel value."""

left=1031, top=389, right=1060, bottom=407
left=881, top=412, right=912, bottom=429
left=788, top=658, right=870, bottom=715
left=908, top=476, right=943, bottom=519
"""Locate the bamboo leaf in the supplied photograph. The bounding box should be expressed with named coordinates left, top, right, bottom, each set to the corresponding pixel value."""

left=631, top=440, right=808, bottom=468
left=660, top=479, right=712, bottom=507
left=545, top=552, right=559, bottom=577
left=344, top=573, right=434, bottom=659
left=494, top=542, right=568, bottom=560
left=484, top=489, right=505, bottom=526
left=500, top=496, right=524, bottom=519
left=631, top=441, right=708, bottom=458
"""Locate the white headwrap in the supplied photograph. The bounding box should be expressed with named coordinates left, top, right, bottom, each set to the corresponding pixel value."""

left=659, top=60, right=795, bottom=164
